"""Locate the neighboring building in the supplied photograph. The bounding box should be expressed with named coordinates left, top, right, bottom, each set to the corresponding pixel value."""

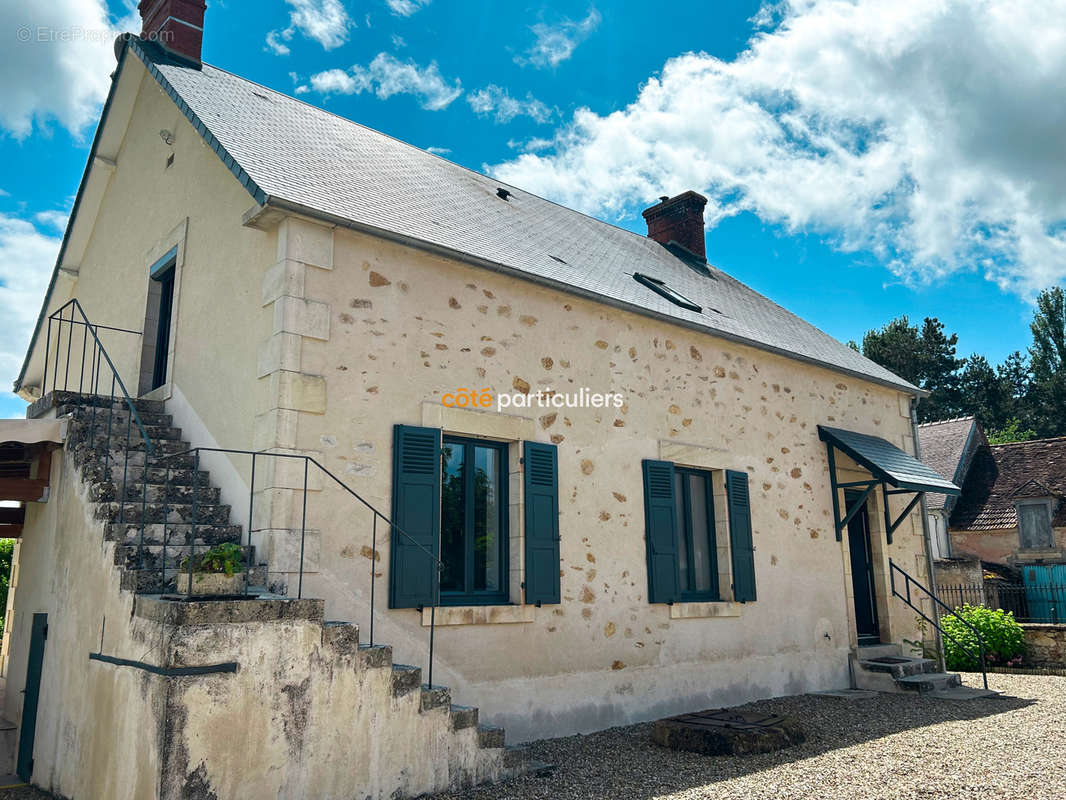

left=917, top=417, right=986, bottom=559
left=949, top=437, right=1066, bottom=565
left=0, top=4, right=960, bottom=798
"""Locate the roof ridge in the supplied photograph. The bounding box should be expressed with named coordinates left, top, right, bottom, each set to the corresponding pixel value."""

left=918, top=416, right=975, bottom=427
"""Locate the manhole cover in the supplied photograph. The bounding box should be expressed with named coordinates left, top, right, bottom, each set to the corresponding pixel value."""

left=867, top=656, right=910, bottom=664
left=651, top=708, right=805, bottom=755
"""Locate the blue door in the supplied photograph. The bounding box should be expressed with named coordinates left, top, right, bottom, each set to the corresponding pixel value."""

left=16, top=613, right=47, bottom=782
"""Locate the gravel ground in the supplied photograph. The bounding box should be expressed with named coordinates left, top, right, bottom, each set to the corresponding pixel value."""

left=434, top=673, right=1066, bottom=800
left=2, top=674, right=1060, bottom=800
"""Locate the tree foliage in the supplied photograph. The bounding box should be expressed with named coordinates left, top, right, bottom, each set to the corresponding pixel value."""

left=857, top=287, right=1066, bottom=436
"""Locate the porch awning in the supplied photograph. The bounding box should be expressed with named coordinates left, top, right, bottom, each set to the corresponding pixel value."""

left=818, top=425, right=959, bottom=544
left=818, top=425, right=959, bottom=495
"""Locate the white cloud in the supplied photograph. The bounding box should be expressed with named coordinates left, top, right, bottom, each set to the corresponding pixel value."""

left=308, top=53, right=462, bottom=110
left=492, top=0, right=1066, bottom=297
left=266, top=0, right=351, bottom=54
left=34, top=210, right=69, bottom=231
left=385, top=0, right=431, bottom=17
left=466, top=85, right=553, bottom=124
left=391, top=34, right=407, bottom=48
left=516, top=8, right=601, bottom=69
left=426, top=146, right=451, bottom=155
left=1, top=0, right=140, bottom=138
left=0, top=214, right=60, bottom=395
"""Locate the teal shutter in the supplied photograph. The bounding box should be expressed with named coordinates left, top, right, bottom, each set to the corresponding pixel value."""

left=389, top=425, right=441, bottom=609
left=642, top=459, right=681, bottom=604
left=523, top=441, right=560, bottom=605
left=727, top=470, right=757, bottom=602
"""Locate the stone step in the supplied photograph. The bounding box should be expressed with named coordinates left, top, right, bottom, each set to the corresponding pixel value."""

left=358, top=644, right=393, bottom=670
left=859, top=656, right=937, bottom=679
left=854, top=643, right=904, bottom=660
left=75, top=435, right=191, bottom=456
left=106, top=465, right=211, bottom=487
left=477, top=724, right=505, bottom=749
left=896, top=672, right=963, bottom=693
left=63, top=405, right=174, bottom=429
left=503, top=745, right=531, bottom=768
left=121, top=482, right=222, bottom=505
left=94, top=500, right=232, bottom=525
left=106, top=522, right=242, bottom=547
left=928, top=686, right=998, bottom=700
left=33, top=390, right=165, bottom=418
left=114, top=543, right=254, bottom=571
left=391, top=664, right=422, bottom=697
left=69, top=420, right=183, bottom=443
left=450, top=705, right=479, bottom=730
left=120, top=564, right=268, bottom=594
left=420, top=684, right=451, bottom=712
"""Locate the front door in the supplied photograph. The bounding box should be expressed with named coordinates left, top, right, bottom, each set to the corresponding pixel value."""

left=845, top=492, right=880, bottom=645
left=16, top=613, right=47, bottom=782
left=151, top=265, right=176, bottom=391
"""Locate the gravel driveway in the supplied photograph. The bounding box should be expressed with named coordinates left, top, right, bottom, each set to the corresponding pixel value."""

left=434, top=673, right=1066, bottom=800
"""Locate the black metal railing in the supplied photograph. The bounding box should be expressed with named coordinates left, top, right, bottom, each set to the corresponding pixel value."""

left=935, top=581, right=1063, bottom=624
left=44, top=299, right=154, bottom=544
left=890, top=559, right=988, bottom=690
left=154, top=446, right=446, bottom=688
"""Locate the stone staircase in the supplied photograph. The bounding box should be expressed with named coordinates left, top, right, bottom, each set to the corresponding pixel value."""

left=850, top=643, right=995, bottom=699
left=32, top=391, right=539, bottom=796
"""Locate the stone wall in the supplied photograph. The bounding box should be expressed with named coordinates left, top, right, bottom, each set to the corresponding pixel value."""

left=1021, top=624, right=1066, bottom=667
left=933, top=557, right=983, bottom=586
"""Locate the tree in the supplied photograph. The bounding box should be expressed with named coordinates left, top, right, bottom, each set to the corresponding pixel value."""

left=957, top=355, right=1012, bottom=431
left=987, top=419, right=1037, bottom=445
left=860, top=315, right=961, bottom=421
left=1028, top=287, right=1066, bottom=437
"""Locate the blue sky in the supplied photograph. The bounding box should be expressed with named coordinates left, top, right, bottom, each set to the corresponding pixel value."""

left=2, top=0, right=1064, bottom=419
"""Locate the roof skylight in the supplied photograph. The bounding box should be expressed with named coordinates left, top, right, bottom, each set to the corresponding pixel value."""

left=633, top=273, right=702, bottom=313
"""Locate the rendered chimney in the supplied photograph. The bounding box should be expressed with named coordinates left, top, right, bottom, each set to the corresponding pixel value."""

left=138, top=0, right=206, bottom=65
left=641, top=191, right=708, bottom=260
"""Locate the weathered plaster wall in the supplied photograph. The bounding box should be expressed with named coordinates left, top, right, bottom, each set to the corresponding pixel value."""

left=950, top=526, right=1066, bottom=565
left=2, top=446, right=164, bottom=799
left=268, top=220, right=929, bottom=742
left=934, top=557, right=984, bottom=586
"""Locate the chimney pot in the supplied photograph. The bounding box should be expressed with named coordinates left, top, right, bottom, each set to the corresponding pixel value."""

left=642, top=191, right=708, bottom=260
left=138, top=0, right=206, bottom=66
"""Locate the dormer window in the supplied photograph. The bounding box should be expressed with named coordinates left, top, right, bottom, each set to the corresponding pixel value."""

left=633, top=273, right=701, bottom=313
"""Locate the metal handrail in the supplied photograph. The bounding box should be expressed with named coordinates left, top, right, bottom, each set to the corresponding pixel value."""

left=889, top=558, right=988, bottom=690
left=44, top=299, right=154, bottom=566
left=154, top=446, right=446, bottom=688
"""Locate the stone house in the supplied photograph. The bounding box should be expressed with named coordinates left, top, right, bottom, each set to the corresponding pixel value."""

left=916, top=417, right=986, bottom=559
left=0, top=3, right=961, bottom=798
left=948, top=436, right=1066, bottom=566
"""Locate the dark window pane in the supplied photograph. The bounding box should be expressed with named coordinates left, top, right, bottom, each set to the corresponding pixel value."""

left=440, top=442, right=465, bottom=592
left=473, top=445, right=502, bottom=592
left=673, top=472, right=688, bottom=589
left=687, top=473, right=713, bottom=593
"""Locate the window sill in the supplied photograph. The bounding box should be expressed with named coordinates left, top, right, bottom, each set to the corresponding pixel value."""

left=420, top=604, right=535, bottom=627
left=669, top=601, right=743, bottom=620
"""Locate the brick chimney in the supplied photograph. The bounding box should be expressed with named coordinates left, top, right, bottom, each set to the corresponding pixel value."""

left=138, top=0, right=206, bottom=65
left=641, top=191, right=708, bottom=260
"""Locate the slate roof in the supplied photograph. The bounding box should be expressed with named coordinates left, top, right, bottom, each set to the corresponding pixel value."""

left=917, top=417, right=979, bottom=511
left=124, top=40, right=916, bottom=394
left=950, top=437, right=1066, bottom=531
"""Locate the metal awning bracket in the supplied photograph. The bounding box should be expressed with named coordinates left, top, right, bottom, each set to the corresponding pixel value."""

left=825, top=442, right=924, bottom=544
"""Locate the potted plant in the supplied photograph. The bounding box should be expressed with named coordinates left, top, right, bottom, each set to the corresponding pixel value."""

left=179, top=542, right=245, bottom=595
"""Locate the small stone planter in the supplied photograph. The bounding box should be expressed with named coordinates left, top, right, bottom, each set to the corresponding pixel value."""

left=178, top=571, right=245, bottom=596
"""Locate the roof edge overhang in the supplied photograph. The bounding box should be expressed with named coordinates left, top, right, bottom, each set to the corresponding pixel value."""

left=252, top=196, right=923, bottom=397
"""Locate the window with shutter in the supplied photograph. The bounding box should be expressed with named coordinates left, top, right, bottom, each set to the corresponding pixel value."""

left=523, top=441, right=560, bottom=605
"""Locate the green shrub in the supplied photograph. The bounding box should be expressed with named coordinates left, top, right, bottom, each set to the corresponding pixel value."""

left=940, top=604, right=1025, bottom=670
left=181, top=542, right=243, bottom=576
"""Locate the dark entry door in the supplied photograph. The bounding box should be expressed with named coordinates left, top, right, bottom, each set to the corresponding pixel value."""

left=845, top=492, right=880, bottom=645
left=151, top=265, right=175, bottom=391
left=17, top=613, right=48, bottom=781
